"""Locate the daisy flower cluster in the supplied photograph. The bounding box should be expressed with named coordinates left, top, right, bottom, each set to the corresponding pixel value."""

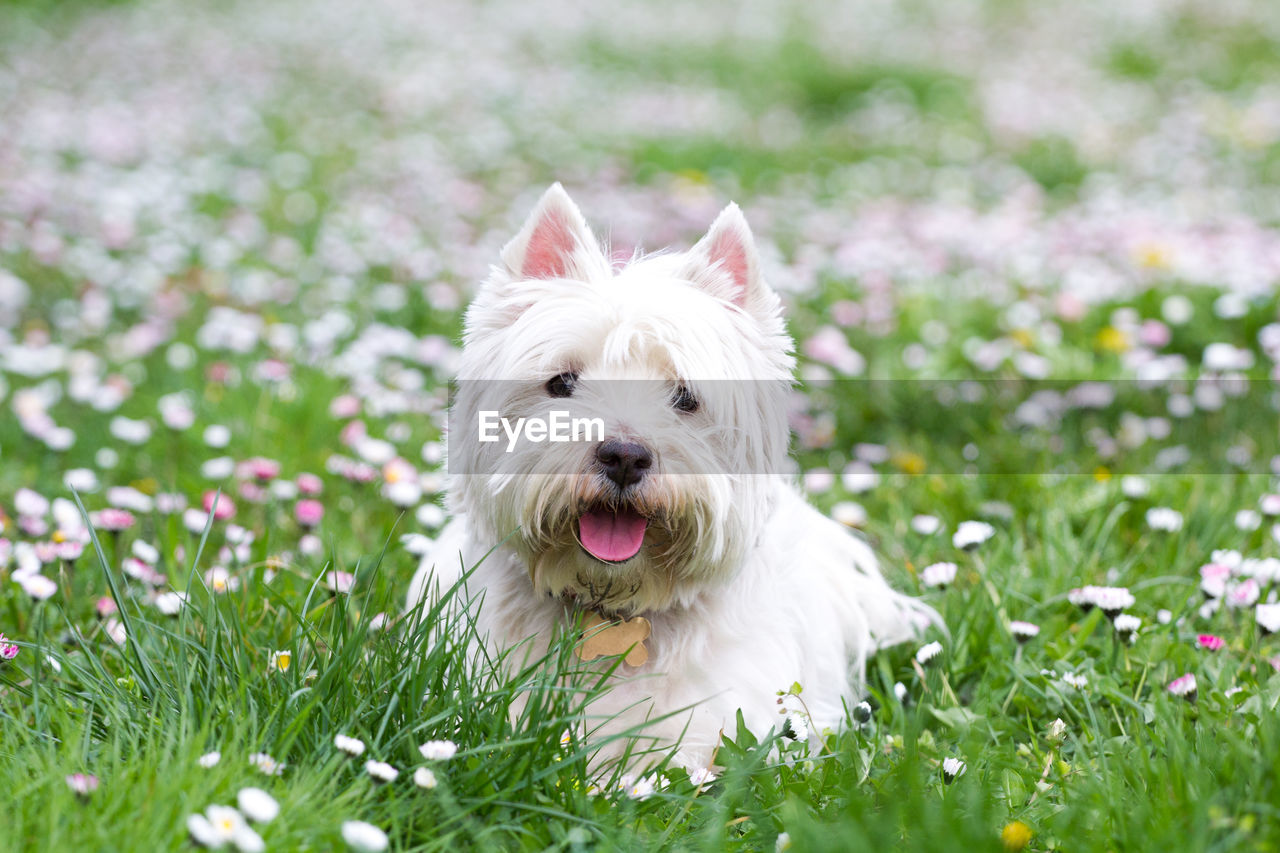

left=186, top=788, right=278, bottom=853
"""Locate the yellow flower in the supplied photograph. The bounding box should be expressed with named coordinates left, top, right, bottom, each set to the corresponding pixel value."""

left=892, top=451, right=926, bottom=475
left=1001, top=821, right=1032, bottom=851
left=1092, top=466, right=1111, bottom=482
left=1133, top=241, right=1172, bottom=271
left=1094, top=326, right=1129, bottom=353
left=131, top=477, right=159, bottom=495
left=269, top=650, right=292, bottom=673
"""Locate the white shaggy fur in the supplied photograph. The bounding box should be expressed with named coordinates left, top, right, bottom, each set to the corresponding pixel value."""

left=408, top=184, right=937, bottom=769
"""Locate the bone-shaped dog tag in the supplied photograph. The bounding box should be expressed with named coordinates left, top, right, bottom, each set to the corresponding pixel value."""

left=576, top=611, right=651, bottom=667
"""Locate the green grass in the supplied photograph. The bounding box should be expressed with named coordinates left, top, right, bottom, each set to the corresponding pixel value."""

left=5, top=285, right=1280, bottom=850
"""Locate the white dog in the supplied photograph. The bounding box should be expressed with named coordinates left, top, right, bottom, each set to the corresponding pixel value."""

left=408, top=184, right=937, bottom=770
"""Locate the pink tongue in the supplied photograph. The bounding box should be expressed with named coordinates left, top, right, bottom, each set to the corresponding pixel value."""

left=578, top=508, right=648, bottom=562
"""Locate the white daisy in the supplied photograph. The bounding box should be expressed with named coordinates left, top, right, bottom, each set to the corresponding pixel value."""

left=236, top=787, right=279, bottom=823
left=1256, top=603, right=1280, bottom=634
left=249, top=752, right=284, bottom=776
left=1113, top=613, right=1141, bottom=640
left=941, top=757, right=966, bottom=782
left=1167, top=673, right=1197, bottom=699
left=418, top=739, right=458, bottom=761
left=1235, top=510, right=1262, bottom=531
left=155, top=591, right=186, bottom=616
left=920, top=562, right=958, bottom=589
left=830, top=501, right=867, bottom=528
left=1145, top=507, right=1183, bottom=532
left=365, top=760, right=398, bottom=783
left=334, top=734, right=366, bottom=757
left=413, top=767, right=438, bottom=789
left=1093, top=586, right=1136, bottom=616
left=915, top=641, right=943, bottom=665
left=190, top=805, right=245, bottom=848
left=952, top=520, right=995, bottom=550
left=688, top=766, right=717, bottom=786
left=911, top=515, right=941, bottom=535
left=1120, top=476, right=1150, bottom=498
left=1009, top=621, right=1040, bottom=642
left=622, top=774, right=656, bottom=800
left=341, top=820, right=389, bottom=852
left=1062, top=672, right=1088, bottom=689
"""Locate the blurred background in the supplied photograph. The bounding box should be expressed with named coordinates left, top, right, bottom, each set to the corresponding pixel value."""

left=2, top=0, right=1280, bottom=485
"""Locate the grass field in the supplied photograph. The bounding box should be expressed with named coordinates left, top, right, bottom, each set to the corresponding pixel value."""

left=3, top=0, right=1280, bottom=850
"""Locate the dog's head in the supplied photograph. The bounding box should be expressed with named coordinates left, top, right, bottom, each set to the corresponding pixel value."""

left=450, top=184, right=795, bottom=614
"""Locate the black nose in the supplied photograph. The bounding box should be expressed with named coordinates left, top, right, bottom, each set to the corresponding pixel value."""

left=595, top=440, right=653, bottom=489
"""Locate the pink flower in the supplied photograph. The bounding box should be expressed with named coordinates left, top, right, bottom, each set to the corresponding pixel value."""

left=1167, top=673, right=1197, bottom=699
left=296, top=473, right=323, bottom=495
left=239, top=457, right=281, bottom=482
left=0, top=634, right=19, bottom=662
left=1139, top=319, right=1171, bottom=348
left=1055, top=292, right=1087, bottom=322
left=340, top=420, right=367, bottom=447
left=56, top=541, right=85, bottom=561
left=1199, top=563, right=1232, bottom=598
left=1196, top=634, right=1224, bottom=651
left=122, top=558, right=166, bottom=586
left=19, top=515, right=49, bottom=537
left=329, top=395, right=361, bottom=418
left=96, top=508, right=135, bottom=532
left=95, top=597, right=118, bottom=619
left=255, top=358, right=290, bottom=383
left=325, top=571, right=355, bottom=594
left=206, top=362, right=234, bottom=384
left=202, top=492, right=236, bottom=520
left=1226, top=579, right=1260, bottom=609
left=19, top=573, right=57, bottom=600
left=295, top=500, right=325, bottom=528
left=65, top=773, right=99, bottom=796
left=238, top=481, right=268, bottom=503
left=802, top=326, right=865, bottom=375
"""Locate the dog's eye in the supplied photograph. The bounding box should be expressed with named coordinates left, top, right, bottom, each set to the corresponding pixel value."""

left=671, top=384, right=699, bottom=414
left=545, top=372, right=577, bottom=398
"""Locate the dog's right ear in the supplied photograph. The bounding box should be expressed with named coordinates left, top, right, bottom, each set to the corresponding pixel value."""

left=500, top=184, right=604, bottom=281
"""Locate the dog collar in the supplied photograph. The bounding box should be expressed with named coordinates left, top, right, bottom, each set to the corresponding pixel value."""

left=574, top=609, right=651, bottom=667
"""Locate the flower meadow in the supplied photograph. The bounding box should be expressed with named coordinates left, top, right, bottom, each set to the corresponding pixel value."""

left=4, top=0, right=1280, bottom=850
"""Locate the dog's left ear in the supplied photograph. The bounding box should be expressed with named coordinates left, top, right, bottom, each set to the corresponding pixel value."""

left=500, top=183, right=606, bottom=281
left=681, top=203, right=777, bottom=318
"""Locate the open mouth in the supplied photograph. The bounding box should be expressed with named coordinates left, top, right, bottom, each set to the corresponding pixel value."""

left=577, top=504, right=649, bottom=563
